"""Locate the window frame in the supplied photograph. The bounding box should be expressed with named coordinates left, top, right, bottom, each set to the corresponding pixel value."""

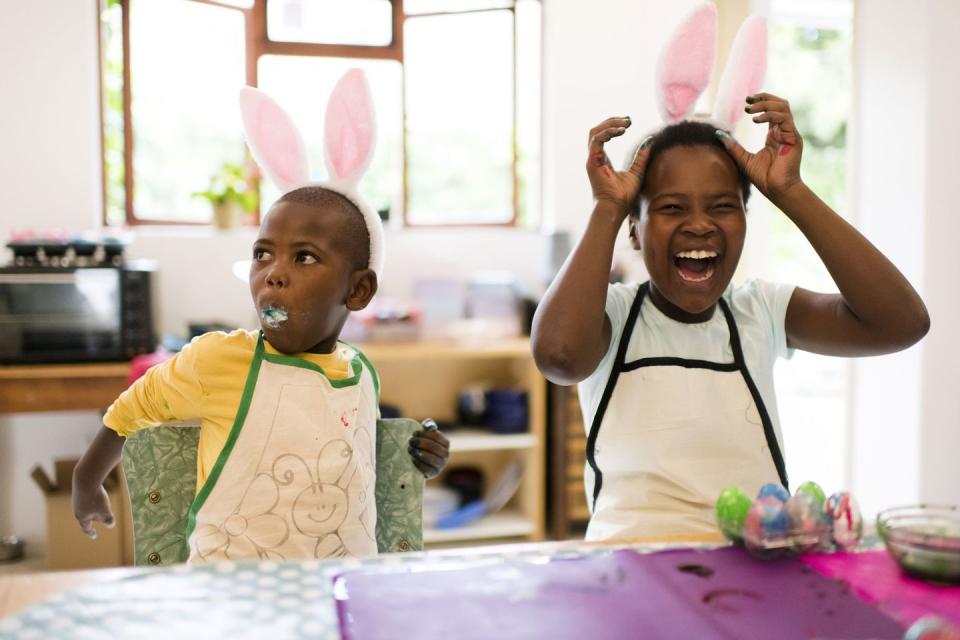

left=99, top=0, right=536, bottom=228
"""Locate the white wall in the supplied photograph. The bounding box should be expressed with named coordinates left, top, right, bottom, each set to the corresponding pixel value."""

left=849, top=0, right=960, bottom=515
left=0, top=0, right=105, bottom=555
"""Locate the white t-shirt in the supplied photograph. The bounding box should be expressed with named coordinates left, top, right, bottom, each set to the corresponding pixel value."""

left=577, top=279, right=796, bottom=453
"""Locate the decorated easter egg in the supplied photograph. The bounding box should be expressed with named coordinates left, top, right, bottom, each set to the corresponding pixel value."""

left=785, top=493, right=827, bottom=552
left=904, top=615, right=960, bottom=640
left=795, top=480, right=826, bottom=507
left=824, top=491, right=863, bottom=550
left=743, top=497, right=791, bottom=557
left=716, top=486, right=752, bottom=543
left=756, top=482, right=790, bottom=503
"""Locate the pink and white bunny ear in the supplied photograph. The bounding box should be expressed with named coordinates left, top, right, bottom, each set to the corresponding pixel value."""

left=655, top=2, right=718, bottom=123
left=324, top=68, right=376, bottom=187
left=712, top=15, right=767, bottom=130
left=238, top=87, right=310, bottom=194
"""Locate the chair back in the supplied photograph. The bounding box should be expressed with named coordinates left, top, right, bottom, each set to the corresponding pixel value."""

left=122, top=418, right=424, bottom=566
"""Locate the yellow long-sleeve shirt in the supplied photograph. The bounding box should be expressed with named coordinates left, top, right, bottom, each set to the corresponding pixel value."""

left=103, top=329, right=356, bottom=490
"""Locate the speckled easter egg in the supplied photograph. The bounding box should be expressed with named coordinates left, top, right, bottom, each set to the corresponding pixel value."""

left=795, top=480, right=826, bottom=507
left=824, top=491, right=863, bottom=550
left=785, top=493, right=827, bottom=552
left=743, top=497, right=791, bottom=557
left=716, top=486, right=752, bottom=543
left=756, top=482, right=790, bottom=503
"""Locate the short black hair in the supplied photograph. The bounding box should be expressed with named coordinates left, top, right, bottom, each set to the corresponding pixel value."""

left=630, top=120, right=751, bottom=218
left=276, top=186, right=370, bottom=271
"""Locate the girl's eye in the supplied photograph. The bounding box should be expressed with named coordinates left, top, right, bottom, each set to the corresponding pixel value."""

left=659, top=204, right=682, bottom=212
left=253, top=248, right=272, bottom=262
left=296, top=252, right=318, bottom=265
left=715, top=202, right=737, bottom=210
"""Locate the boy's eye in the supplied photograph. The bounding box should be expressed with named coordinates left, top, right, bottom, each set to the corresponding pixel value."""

left=253, top=248, right=273, bottom=262
left=296, top=252, right=319, bottom=265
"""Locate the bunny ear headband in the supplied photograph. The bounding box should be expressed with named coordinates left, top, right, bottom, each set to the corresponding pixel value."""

left=238, top=69, right=385, bottom=276
left=655, top=1, right=767, bottom=130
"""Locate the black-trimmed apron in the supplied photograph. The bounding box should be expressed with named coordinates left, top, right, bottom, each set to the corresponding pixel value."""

left=185, top=333, right=379, bottom=562
left=584, top=282, right=787, bottom=540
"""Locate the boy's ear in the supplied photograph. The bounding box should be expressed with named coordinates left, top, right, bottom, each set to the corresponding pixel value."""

left=346, top=269, right=378, bottom=311
left=628, top=217, right=642, bottom=251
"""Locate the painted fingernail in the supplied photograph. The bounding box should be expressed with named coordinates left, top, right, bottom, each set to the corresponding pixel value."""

left=715, top=129, right=734, bottom=144
left=745, top=95, right=755, bottom=104
left=744, top=106, right=752, bottom=113
left=617, top=127, right=626, bottom=134
left=639, top=135, right=654, bottom=151
left=624, top=116, right=632, bottom=125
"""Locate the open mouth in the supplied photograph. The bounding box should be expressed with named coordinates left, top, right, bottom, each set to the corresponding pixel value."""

left=673, top=249, right=719, bottom=283
left=260, top=304, right=289, bottom=329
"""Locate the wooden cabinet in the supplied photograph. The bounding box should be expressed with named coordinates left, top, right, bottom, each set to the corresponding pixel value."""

left=359, top=339, right=546, bottom=547
left=548, top=384, right=591, bottom=539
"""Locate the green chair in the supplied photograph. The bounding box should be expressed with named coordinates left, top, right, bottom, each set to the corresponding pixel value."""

left=122, top=418, right=425, bottom=566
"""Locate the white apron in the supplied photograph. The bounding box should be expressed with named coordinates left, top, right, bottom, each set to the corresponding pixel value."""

left=185, top=334, right=379, bottom=562
left=584, top=282, right=788, bottom=541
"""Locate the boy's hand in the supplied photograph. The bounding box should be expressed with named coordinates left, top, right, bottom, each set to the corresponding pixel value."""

left=72, top=480, right=115, bottom=540
left=586, top=117, right=653, bottom=217
left=407, top=418, right=450, bottom=479
left=717, top=92, right=804, bottom=204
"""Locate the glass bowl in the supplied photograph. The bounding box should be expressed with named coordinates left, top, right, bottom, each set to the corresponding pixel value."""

left=877, top=504, right=960, bottom=584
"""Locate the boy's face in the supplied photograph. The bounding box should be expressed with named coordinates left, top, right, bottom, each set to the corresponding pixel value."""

left=630, top=145, right=746, bottom=321
left=249, top=200, right=376, bottom=354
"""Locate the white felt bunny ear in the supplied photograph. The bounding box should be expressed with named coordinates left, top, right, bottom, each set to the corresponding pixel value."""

left=238, top=87, right=310, bottom=194
left=712, top=15, right=767, bottom=130
left=655, top=2, right=718, bottom=123
left=324, top=68, right=376, bottom=188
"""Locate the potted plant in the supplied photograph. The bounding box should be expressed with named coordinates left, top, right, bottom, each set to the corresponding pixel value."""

left=192, top=162, right=258, bottom=230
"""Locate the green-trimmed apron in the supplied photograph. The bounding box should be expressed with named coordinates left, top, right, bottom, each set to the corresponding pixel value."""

left=185, top=334, right=379, bottom=562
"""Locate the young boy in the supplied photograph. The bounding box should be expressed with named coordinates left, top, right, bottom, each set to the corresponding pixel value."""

left=531, top=98, right=929, bottom=541
left=72, top=186, right=450, bottom=562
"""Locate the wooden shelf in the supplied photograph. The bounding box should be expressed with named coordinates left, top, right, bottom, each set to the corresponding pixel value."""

left=447, top=429, right=537, bottom=453
left=424, top=510, right=536, bottom=544
left=357, top=338, right=533, bottom=363
left=0, top=362, right=130, bottom=414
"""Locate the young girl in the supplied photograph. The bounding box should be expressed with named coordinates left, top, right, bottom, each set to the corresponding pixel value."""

left=531, top=6, right=929, bottom=541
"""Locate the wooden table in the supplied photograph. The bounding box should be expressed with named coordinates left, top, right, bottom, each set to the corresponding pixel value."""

left=0, top=363, right=130, bottom=414
left=0, top=535, right=722, bottom=621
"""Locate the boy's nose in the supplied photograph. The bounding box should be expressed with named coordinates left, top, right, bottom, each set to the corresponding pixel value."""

left=266, top=269, right=288, bottom=288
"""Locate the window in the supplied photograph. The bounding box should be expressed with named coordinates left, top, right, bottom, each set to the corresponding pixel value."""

left=98, top=0, right=541, bottom=227
left=761, top=0, right=854, bottom=492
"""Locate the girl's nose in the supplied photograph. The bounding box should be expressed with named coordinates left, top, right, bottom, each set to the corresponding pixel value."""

left=682, top=208, right=717, bottom=235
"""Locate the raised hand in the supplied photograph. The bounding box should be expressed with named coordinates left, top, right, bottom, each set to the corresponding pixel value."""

left=586, top=117, right=653, bottom=216
left=716, top=92, right=803, bottom=204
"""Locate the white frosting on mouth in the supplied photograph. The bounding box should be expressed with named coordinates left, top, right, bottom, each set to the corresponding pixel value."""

left=261, top=305, right=289, bottom=329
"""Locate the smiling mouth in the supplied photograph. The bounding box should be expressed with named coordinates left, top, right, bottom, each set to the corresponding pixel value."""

left=674, top=249, right=718, bottom=283
left=260, top=304, right=289, bottom=329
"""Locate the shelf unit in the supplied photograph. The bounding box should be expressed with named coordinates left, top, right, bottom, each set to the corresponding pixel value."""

left=359, top=338, right=546, bottom=548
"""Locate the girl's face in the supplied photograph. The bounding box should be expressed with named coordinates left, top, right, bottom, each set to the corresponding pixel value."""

left=630, top=144, right=746, bottom=322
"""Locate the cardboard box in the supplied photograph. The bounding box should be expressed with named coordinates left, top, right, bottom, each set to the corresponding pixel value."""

left=31, top=458, right=134, bottom=569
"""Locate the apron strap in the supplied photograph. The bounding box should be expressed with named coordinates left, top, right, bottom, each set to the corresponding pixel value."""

left=585, top=282, right=648, bottom=510
left=717, top=297, right=789, bottom=489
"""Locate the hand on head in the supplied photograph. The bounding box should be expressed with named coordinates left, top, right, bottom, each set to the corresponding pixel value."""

left=716, top=92, right=804, bottom=203
left=586, top=118, right=654, bottom=218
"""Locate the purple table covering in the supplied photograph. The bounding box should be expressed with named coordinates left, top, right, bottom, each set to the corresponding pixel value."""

left=803, top=550, right=960, bottom=628
left=334, top=546, right=904, bottom=640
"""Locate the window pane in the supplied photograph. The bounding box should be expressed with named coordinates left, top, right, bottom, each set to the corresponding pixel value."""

left=257, top=56, right=403, bottom=218
left=129, top=0, right=247, bottom=223
left=266, top=0, right=392, bottom=46
left=100, top=0, right=125, bottom=226
left=516, top=0, right=541, bottom=227
left=764, top=2, right=853, bottom=494
left=405, top=11, right=514, bottom=225
left=405, top=0, right=514, bottom=15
